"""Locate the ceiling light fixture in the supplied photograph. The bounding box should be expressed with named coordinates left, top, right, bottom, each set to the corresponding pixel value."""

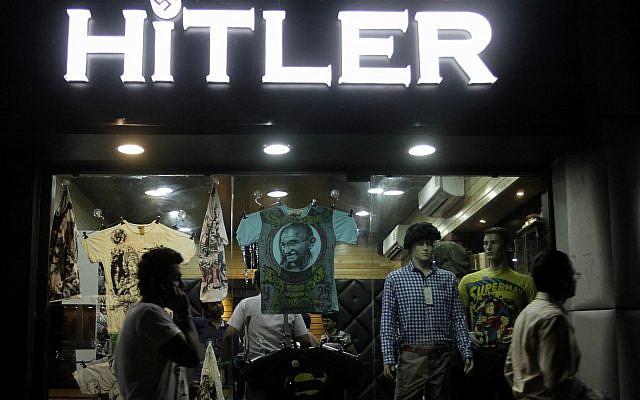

left=117, top=144, right=144, bottom=155
left=169, top=210, right=186, bottom=220
left=267, top=190, right=288, bottom=198
left=479, top=219, right=486, bottom=224
left=408, top=144, right=436, bottom=156
left=145, top=187, right=173, bottom=197
left=383, top=190, right=404, bottom=196
left=368, top=188, right=384, bottom=194
left=355, top=210, right=370, bottom=217
left=263, top=143, right=291, bottom=155
left=178, top=227, right=192, bottom=233
left=516, top=190, right=525, bottom=197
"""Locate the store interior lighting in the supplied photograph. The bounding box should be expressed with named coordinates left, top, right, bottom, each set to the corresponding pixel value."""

left=117, top=144, right=144, bottom=155
left=145, top=187, right=173, bottom=197
left=263, top=143, right=291, bottom=155
left=408, top=144, right=436, bottom=156
left=267, top=190, right=288, bottom=198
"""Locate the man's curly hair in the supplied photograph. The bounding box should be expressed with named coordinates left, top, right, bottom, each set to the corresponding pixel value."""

left=403, top=222, right=441, bottom=250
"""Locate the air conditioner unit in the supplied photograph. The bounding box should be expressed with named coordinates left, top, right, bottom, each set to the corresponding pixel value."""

left=383, top=225, right=409, bottom=260
left=418, top=176, right=465, bottom=218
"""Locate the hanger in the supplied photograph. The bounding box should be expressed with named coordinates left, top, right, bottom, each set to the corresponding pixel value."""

left=210, top=177, right=220, bottom=196
left=154, top=215, right=161, bottom=224
left=253, top=190, right=264, bottom=209
left=265, top=198, right=285, bottom=208
left=329, top=189, right=339, bottom=209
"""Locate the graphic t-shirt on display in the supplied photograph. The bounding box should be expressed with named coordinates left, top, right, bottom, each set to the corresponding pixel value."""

left=458, top=268, right=536, bottom=347
left=236, top=204, right=358, bottom=314
left=82, top=221, right=196, bottom=333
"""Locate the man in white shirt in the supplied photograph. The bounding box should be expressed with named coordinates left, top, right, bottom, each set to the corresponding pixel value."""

left=116, top=247, right=200, bottom=400
left=222, top=272, right=309, bottom=399
left=504, top=250, right=612, bottom=400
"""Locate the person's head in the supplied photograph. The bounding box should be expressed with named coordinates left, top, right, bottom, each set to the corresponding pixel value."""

left=279, top=223, right=316, bottom=270
left=403, top=222, right=441, bottom=264
left=137, top=247, right=184, bottom=305
left=321, top=312, right=339, bottom=332
left=483, top=227, right=509, bottom=264
left=432, top=240, right=471, bottom=279
left=202, top=301, right=224, bottom=320
left=531, top=249, right=577, bottom=301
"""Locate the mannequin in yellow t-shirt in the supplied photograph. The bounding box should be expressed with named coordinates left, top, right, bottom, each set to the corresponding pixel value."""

left=458, top=227, right=536, bottom=400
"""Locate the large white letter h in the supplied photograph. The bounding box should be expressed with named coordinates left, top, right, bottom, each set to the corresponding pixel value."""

left=65, top=9, right=147, bottom=83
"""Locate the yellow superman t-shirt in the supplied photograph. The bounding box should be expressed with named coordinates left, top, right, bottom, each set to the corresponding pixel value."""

left=458, top=268, right=536, bottom=347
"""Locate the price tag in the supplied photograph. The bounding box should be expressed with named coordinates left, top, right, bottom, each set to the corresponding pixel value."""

left=423, top=286, right=434, bottom=305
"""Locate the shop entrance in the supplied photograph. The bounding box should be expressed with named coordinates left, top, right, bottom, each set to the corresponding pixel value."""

left=45, top=173, right=548, bottom=400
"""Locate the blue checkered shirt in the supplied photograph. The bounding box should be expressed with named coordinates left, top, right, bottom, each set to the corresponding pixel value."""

left=380, top=262, right=473, bottom=365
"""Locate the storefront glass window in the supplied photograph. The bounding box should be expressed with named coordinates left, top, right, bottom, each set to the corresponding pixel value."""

left=46, top=173, right=547, bottom=399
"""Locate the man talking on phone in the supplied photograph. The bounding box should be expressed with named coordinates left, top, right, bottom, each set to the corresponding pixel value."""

left=116, top=247, right=200, bottom=400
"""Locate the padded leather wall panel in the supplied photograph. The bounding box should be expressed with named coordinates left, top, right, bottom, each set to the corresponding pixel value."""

left=336, top=279, right=394, bottom=400
left=570, top=309, right=618, bottom=398
left=617, top=310, right=640, bottom=400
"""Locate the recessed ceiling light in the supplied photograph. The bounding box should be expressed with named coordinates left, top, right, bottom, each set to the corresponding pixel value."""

left=267, top=190, right=288, bottom=198
left=516, top=190, right=525, bottom=197
left=263, top=143, right=291, bottom=155
left=408, top=144, right=436, bottom=156
left=178, top=227, right=192, bottom=233
left=355, top=210, right=370, bottom=217
left=145, top=187, right=173, bottom=197
left=383, top=190, right=404, bottom=196
left=368, top=188, right=384, bottom=194
left=117, top=144, right=144, bottom=155
left=479, top=219, right=486, bottom=224
left=169, top=210, right=186, bottom=219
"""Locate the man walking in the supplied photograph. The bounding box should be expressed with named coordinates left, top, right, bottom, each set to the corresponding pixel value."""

left=504, top=250, right=612, bottom=400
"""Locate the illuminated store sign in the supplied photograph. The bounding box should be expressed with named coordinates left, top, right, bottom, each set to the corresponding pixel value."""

left=65, top=1, right=498, bottom=85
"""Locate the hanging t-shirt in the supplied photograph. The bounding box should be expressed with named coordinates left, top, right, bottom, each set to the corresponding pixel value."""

left=458, top=267, right=537, bottom=348
left=48, top=186, right=81, bottom=301
left=198, top=185, right=229, bottom=302
left=82, top=221, right=196, bottom=333
left=236, top=204, right=358, bottom=314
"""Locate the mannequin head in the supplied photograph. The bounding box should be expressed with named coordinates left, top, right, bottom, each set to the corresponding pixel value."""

left=403, top=223, right=441, bottom=268
left=483, top=227, right=509, bottom=267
